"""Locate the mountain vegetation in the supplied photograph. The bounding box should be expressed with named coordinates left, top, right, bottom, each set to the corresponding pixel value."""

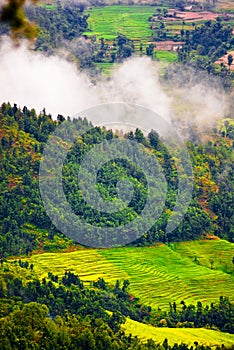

left=0, top=260, right=233, bottom=349
left=1, top=2, right=234, bottom=78
left=0, top=102, right=233, bottom=257
left=20, top=241, right=234, bottom=313
left=0, top=1, right=234, bottom=348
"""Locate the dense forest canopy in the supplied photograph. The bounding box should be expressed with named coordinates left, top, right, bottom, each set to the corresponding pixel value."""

left=0, top=102, right=233, bottom=256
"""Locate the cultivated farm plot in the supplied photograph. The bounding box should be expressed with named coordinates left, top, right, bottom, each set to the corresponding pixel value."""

left=164, top=21, right=195, bottom=32
left=99, top=242, right=234, bottom=309
left=123, top=318, right=234, bottom=347
left=84, top=5, right=155, bottom=42
left=26, top=240, right=234, bottom=311
left=27, top=249, right=129, bottom=283
left=173, top=240, right=234, bottom=274
left=155, top=50, right=178, bottom=62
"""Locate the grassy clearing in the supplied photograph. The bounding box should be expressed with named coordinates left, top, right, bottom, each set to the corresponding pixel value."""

left=123, top=318, right=234, bottom=347
left=95, top=62, right=117, bottom=76
left=84, top=5, right=155, bottom=42
left=24, top=240, right=234, bottom=310
left=155, top=50, right=177, bottom=62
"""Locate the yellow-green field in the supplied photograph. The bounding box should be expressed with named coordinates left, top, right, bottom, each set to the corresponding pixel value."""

left=24, top=240, right=234, bottom=310
left=123, top=318, right=234, bottom=347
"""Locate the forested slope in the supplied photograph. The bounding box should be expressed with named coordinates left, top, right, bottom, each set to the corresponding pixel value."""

left=0, top=102, right=233, bottom=257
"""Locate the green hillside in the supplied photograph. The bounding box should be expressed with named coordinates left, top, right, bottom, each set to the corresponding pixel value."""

left=1, top=103, right=233, bottom=257
left=24, top=240, right=234, bottom=310
left=123, top=318, right=234, bottom=347
left=1, top=1, right=234, bottom=348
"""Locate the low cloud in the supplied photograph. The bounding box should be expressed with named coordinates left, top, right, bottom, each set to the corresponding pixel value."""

left=0, top=37, right=228, bottom=137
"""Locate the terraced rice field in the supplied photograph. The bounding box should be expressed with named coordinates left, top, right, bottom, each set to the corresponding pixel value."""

left=122, top=318, right=234, bottom=347
left=84, top=5, right=210, bottom=43
left=27, top=249, right=129, bottom=284
left=25, top=240, right=234, bottom=310
left=99, top=242, right=234, bottom=309
left=173, top=240, right=234, bottom=274
left=84, top=6, right=154, bottom=42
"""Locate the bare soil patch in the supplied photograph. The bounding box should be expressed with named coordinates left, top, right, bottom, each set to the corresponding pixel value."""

left=215, top=50, right=234, bottom=71
left=165, top=9, right=220, bottom=22
left=147, top=40, right=183, bottom=51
